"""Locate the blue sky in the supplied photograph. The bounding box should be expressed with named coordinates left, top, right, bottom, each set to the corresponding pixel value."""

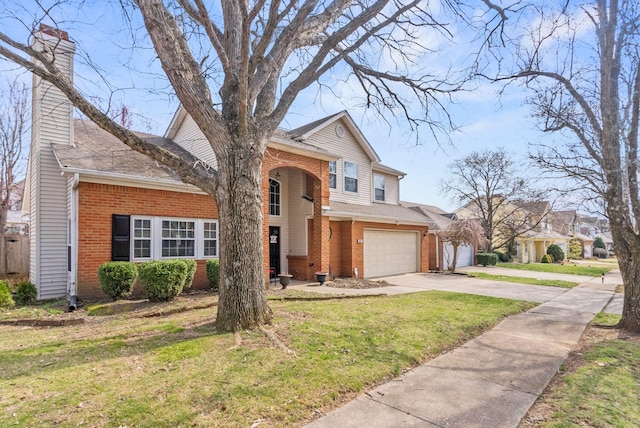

left=0, top=1, right=555, bottom=212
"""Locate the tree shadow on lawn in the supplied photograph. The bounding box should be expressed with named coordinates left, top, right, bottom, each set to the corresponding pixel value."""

left=0, top=316, right=230, bottom=382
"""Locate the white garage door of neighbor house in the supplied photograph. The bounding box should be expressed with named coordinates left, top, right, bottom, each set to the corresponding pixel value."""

left=443, top=244, right=474, bottom=271
left=363, top=230, right=419, bottom=278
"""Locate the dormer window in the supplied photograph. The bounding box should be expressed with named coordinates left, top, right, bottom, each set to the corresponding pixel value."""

left=374, top=174, right=385, bottom=202
left=344, top=161, right=358, bottom=193
left=269, top=178, right=281, bottom=216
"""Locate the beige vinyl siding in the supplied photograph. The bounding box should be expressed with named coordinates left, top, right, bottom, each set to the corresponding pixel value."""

left=172, top=114, right=218, bottom=168
left=287, top=170, right=313, bottom=255
left=305, top=120, right=372, bottom=206
left=372, top=172, right=400, bottom=205
left=30, top=35, right=75, bottom=299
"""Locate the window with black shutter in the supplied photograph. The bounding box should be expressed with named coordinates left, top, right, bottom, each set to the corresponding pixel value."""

left=112, top=214, right=131, bottom=261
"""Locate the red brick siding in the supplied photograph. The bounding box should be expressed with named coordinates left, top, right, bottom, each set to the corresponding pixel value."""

left=262, top=148, right=330, bottom=282
left=77, top=182, right=218, bottom=298
left=329, top=220, right=343, bottom=277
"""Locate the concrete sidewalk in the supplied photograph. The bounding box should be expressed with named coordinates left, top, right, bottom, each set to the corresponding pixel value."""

left=304, top=273, right=618, bottom=428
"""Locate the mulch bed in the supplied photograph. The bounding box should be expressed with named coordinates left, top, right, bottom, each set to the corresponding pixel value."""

left=323, top=278, right=393, bottom=289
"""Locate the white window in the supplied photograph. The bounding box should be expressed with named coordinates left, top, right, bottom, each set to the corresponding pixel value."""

left=374, top=174, right=385, bottom=202
left=203, top=221, right=218, bottom=257
left=329, top=161, right=337, bottom=189
left=344, top=161, right=358, bottom=193
left=161, top=220, right=195, bottom=257
left=131, top=217, right=218, bottom=260
left=133, top=218, right=152, bottom=259
left=269, top=178, right=281, bottom=216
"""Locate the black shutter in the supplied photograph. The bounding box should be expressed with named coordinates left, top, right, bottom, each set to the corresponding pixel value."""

left=112, top=214, right=131, bottom=261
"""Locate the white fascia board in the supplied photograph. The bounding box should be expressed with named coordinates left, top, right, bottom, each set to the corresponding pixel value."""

left=372, top=162, right=406, bottom=177
left=60, top=167, right=208, bottom=195
left=298, top=111, right=381, bottom=162
left=164, top=105, right=188, bottom=139
left=326, top=211, right=430, bottom=226
left=269, top=139, right=340, bottom=161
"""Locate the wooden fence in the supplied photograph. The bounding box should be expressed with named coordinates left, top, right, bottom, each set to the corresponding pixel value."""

left=2, top=234, right=29, bottom=276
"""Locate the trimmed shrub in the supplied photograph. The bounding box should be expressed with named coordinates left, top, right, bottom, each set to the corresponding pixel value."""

left=546, top=244, right=565, bottom=262
left=476, top=252, right=498, bottom=266
left=181, top=259, right=197, bottom=291
left=494, top=251, right=512, bottom=263
left=139, top=260, right=187, bottom=302
left=541, top=254, right=554, bottom=263
left=206, top=259, right=220, bottom=291
left=14, top=281, right=37, bottom=306
left=0, top=280, right=15, bottom=310
left=98, top=262, right=139, bottom=301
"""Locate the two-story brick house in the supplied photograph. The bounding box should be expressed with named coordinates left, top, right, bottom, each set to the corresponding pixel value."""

left=26, top=27, right=430, bottom=301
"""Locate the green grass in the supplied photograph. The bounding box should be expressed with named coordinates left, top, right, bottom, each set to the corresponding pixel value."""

left=0, top=291, right=534, bottom=427
left=537, top=315, right=640, bottom=427
left=467, top=272, right=578, bottom=288
left=497, top=262, right=611, bottom=277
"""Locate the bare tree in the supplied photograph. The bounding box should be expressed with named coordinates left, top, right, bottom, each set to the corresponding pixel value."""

left=0, top=1, right=504, bottom=331
left=490, top=0, right=640, bottom=332
left=441, top=149, right=549, bottom=253
left=0, top=78, right=28, bottom=270
left=438, top=218, right=486, bottom=273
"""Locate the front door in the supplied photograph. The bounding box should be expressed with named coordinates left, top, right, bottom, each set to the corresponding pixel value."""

left=269, top=226, right=281, bottom=275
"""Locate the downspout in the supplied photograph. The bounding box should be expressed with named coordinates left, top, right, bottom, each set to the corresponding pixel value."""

left=68, top=172, right=80, bottom=311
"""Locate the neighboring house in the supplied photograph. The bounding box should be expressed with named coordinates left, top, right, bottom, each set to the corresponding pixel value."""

left=402, top=202, right=476, bottom=271
left=6, top=179, right=29, bottom=235
left=548, top=210, right=596, bottom=258
left=26, top=27, right=431, bottom=300
left=510, top=202, right=568, bottom=262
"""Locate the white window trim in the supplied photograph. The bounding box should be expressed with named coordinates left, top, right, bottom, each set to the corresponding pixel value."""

left=374, top=174, right=385, bottom=202
left=329, top=161, right=337, bottom=190
left=269, top=178, right=281, bottom=216
left=131, top=216, right=219, bottom=261
left=344, top=160, right=358, bottom=194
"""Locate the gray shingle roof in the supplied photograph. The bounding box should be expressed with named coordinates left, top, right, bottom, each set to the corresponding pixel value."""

left=52, top=119, right=191, bottom=183
left=328, top=201, right=430, bottom=225
left=401, top=201, right=455, bottom=230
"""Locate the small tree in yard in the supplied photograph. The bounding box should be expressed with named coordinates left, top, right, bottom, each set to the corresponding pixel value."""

left=594, top=237, right=607, bottom=251
left=0, top=2, right=510, bottom=331
left=0, top=78, right=28, bottom=270
left=567, top=238, right=583, bottom=260
left=441, top=149, right=549, bottom=253
left=438, top=219, right=486, bottom=273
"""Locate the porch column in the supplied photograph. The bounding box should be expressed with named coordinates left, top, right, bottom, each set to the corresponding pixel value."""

left=312, top=172, right=330, bottom=275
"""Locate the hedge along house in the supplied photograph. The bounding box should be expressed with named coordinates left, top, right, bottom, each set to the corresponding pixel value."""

left=26, top=26, right=431, bottom=301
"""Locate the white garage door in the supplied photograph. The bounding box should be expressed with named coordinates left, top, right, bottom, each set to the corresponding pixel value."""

left=443, top=244, right=474, bottom=270
left=364, top=230, right=419, bottom=278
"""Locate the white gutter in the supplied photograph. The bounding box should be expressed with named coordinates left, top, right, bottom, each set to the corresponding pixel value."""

left=326, top=210, right=431, bottom=226
left=59, top=167, right=209, bottom=195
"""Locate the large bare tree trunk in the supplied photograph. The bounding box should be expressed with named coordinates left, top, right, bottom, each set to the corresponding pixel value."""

left=612, top=234, right=640, bottom=331
left=214, top=140, right=272, bottom=331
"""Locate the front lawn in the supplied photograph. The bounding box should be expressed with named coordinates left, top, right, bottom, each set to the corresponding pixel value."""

left=0, top=291, right=534, bottom=427
left=497, top=262, right=610, bottom=277
left=523, top=314, right=640, bottom=427
left=467, top=272, right=578, bottom=288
